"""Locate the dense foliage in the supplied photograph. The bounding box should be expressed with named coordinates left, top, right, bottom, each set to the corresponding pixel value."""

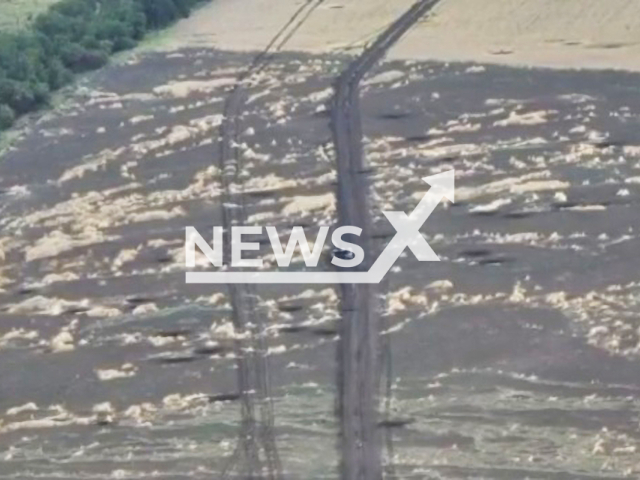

left=0, top=0, right=205, bottom=130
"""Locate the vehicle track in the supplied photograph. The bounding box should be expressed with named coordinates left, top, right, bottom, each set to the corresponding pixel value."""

left=219, top=1, right=439, bottom=478
left=216, top=1, right=325, bottom=479
left=329, top=1, right=440, bottom=479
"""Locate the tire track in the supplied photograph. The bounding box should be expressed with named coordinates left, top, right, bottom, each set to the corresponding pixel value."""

left=216, top=1, right=325, bottom=479
left=329, top=2, right=440, bottom=480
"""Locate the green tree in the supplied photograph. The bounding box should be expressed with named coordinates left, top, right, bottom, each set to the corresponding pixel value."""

left=0, top=104, right=15, bottom=130
left=0, top=0, right=207, bottom=131
left=141, top=0, right=179, bottom=28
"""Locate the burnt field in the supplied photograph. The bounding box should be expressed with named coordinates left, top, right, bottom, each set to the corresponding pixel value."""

left=1, top=47, right=640, bottom=478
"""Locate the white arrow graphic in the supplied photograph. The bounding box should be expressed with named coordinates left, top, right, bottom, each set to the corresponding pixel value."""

left=186, top=170, right=454, bottom=284
left=365, top=169, right=453, bottom=283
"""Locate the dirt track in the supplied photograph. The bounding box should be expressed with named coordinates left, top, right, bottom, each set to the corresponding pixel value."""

left=330, top=2, right=441, bottom=478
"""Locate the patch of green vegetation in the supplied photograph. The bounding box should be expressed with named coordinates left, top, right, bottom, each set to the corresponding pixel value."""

left=0, top=0, right=61, bottom=32
left=0, top=0, right=207, bottom=132
left=0, top=127, right=24, bottom=158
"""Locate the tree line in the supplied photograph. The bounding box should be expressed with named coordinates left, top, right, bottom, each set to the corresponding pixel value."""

left=0, top=0, right=206, bottom=130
